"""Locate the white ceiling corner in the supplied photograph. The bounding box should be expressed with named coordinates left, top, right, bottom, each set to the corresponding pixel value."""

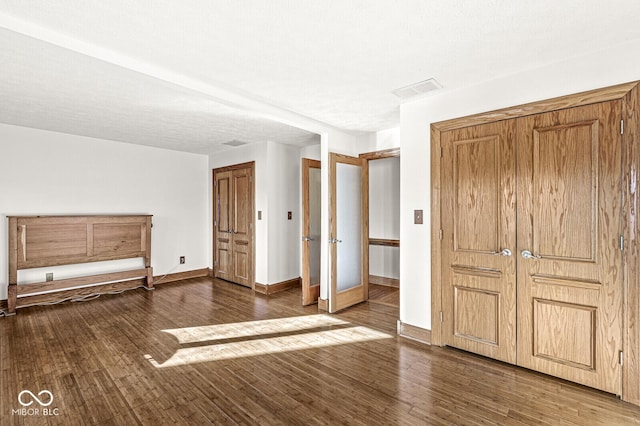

left=0, top=1, right=639, bottom=154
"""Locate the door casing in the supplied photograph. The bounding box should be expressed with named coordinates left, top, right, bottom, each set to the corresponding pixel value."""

left=301, top=158, right=321, bottom=305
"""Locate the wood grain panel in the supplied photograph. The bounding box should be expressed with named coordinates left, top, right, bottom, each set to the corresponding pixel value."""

left=533, top=299, right=596, bottom=370
left=217, top=175, right=231, bottom=232
left=454, top=286, right=499, bottom=345
left=453, top=136, right=499, bottom=253
left=534, top=120, right=598, bottom=260
left=93, top=223, right=144, bottom=256
left=23, top=223, right=88, bottom=262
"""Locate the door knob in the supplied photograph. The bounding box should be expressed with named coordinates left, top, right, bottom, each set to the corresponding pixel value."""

left=329, top=238, right=342, bottom=244
left=521, top=250, right=541, bottom=260
left=493, top=248, right=512, bottom=256
left=302, top=236, right=315, bottom=242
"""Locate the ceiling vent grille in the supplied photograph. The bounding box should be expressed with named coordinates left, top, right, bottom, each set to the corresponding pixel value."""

left=392, top=78, right=442, bottom=100
left=223, top=139, right=248, bottom=147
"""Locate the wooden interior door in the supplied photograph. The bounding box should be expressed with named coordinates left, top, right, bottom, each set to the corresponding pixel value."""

left=301, top=158, right=321, bottom=305
left=231, top=167, right=253, bottom=287
left=516, top=101, right=623, bottom=394
left=441, top=120, right=517, bottom=363
left=329, top=153, right=369, bottom=313
left=214, top=170, right=233, bottom=282
left=213, top=162, right=254, bottom=288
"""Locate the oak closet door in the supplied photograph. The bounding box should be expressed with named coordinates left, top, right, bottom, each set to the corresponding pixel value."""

left=441, top=119, right=517, bottom=364
left=516, top=101, right=623, bottom=394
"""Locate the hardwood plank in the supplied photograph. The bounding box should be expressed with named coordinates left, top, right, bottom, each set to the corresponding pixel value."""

left=1, top=277, right=639, bottom=425
left=368, top=238, right=399, bottom=247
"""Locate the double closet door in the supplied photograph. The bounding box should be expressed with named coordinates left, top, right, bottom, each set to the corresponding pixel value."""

left=441, top=101, right=623, bottom=394
left=214, top=164, right=254, bottom=288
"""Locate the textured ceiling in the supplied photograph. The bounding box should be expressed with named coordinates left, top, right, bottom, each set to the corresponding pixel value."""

left=1, top=1, right=640, bottom=154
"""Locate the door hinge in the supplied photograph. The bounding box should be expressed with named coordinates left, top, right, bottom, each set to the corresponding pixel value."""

left=619, top=351, right=624, bottom=366
left=621, top=119, right=624, bottom=135
left=620, top=235, right=624, bottom=251
left=439, top=229, right=443, bottom=240
left=214, top=260, right=218, bottom=267
left=250, top=176, right=253, bottom=183
left=440, top=311, right=443, bottom=323
left=440, top=147, right=443, bottom=158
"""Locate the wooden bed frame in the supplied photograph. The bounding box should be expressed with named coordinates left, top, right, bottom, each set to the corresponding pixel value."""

left=7, top=215, right=153, bottom=315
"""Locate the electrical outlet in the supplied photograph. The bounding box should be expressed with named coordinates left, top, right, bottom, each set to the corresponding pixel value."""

left=46, top=272, right=54, bottom=282
left=179, top=256, right=185, bottom=264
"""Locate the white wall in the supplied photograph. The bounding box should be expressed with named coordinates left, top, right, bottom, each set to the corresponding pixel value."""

left=0, top=123, right=209, bottom=300
left=369, top=156, right=400, bottom=280
left=266, top=141, right=301, bottom=283
left=400, top=38, right=640, bottom=331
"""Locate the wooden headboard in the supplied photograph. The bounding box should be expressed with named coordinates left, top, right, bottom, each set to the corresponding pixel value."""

left=7, top=215, right=153, bottom=315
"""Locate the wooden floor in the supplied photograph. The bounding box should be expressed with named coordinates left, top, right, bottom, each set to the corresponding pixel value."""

left=368, top=283, right=399, bottom=307
left=1, top=278, right=640, bottom=425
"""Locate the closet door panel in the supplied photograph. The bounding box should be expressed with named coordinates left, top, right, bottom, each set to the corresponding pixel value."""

left=232, top=168, right=252, bottom=287
left=441, top=119, right=517, bottom=364
left=215, top=171, right=233, bottom=281
left=516, top=101, right=623, bottom=394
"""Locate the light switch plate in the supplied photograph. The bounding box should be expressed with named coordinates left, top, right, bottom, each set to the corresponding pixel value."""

left=288, top=211, right=292, bottom=220
left=414, top=209, right=423, bottom=224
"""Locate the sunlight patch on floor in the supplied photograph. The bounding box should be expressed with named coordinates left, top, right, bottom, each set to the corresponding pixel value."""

left=145, top=315, right=393, bottom=368
left=161, top=314, right=351, bottom=344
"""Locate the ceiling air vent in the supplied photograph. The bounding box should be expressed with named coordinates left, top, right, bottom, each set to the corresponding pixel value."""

left=392, top=78, right=442, bottom=100
left=223, top=139, right=248, bottom=147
